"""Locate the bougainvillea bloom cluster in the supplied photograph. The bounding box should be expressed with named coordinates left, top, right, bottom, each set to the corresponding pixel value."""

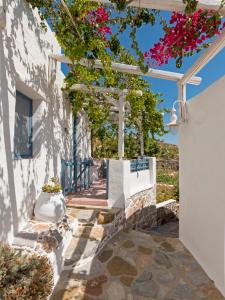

left=86, top=7, right=112, bottom=41
left=144, top=9, right=225, bottom=67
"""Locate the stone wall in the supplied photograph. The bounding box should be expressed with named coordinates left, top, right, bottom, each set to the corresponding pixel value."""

left=156, top=199, right=179, bottom=226
left=125, top=188, right=157, bottom=229
left=96, top=187, right=156, bottom=254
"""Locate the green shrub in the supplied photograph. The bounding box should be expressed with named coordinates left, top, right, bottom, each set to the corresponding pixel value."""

left=157, top=172, right=178, bottom=185
left=0, top=243, right=53, bottom=300
left=42, top=177, right=61, bottom=193
left=157, top=184, right=179, bottom=203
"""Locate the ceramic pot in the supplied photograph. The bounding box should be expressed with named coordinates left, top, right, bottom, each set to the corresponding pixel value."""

left=34, top=191, right=66, bottom=223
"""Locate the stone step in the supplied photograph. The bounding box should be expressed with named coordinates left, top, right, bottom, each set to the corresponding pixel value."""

left=62, top=207, right=123, bottom=270
left=66, top=203, right=108, bottom=210
left=74, top=225, right=106, bottom=241
left=12, top=218, right=79, bottom=285
left=63, top=236, right=101, bottom=268
left=13, top=232, right=38, bottom=249
left=67, top=206, right=121, bottom=226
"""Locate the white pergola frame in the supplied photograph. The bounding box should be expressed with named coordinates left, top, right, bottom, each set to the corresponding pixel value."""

left=69, top=83, right=143, bottom=159
left=49, top=0, right=225, bottom=158
left=94, top=0, right=225, bottom=16
left=93, top=0, right=225, bottom=105
left=50, top=54, right=202, bottom=86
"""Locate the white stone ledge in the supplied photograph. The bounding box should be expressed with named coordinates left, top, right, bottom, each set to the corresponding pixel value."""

left=156, top=199, right=177, bottom=209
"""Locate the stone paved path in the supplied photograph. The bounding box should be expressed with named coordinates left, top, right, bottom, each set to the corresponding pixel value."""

left=51, top=221, right=224, bottom=300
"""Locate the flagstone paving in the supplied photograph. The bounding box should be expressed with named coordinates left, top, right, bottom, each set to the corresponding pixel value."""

left=51, top=221, right=225, bottom=300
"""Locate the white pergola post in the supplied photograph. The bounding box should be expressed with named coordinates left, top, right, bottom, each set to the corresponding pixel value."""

left=136, top=117, right=144, bottom=156
left=69, top=84, right=143, bottom=160
left=140, top=131, right=144, bottom=157
left=178, top=83, right=186, bottom=102
left=118, top=94, right=125, bottom=160
left=178, top=82, right=187, bottom=121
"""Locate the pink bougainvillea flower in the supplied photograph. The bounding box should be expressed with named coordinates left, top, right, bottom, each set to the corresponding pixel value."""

left=145, top=9, right=225, bottom=67
left=85, top=6, right=112, bottom=42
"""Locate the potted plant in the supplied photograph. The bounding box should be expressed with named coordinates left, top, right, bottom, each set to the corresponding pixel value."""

left=34, top=177, right=66, bottom=223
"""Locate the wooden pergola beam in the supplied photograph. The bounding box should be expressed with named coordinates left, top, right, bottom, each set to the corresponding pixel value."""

left=50, top=54, right=202, bottom=85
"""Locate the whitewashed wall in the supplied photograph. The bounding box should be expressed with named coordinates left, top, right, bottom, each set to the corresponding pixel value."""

left=179, top=74, right=225, bottom=296
left=108, top=158, right=156, bottom=208
left=75, top=110, right=91, bottom=159
left=0, top=0, right=73, bottom=243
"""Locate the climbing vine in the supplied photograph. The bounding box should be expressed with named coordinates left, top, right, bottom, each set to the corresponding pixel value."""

left=66, top=48, right=166, bottom=157
left=26, top=0, right=158, bottom=72
left=145, top=0, right=225, bottom=67
left=25, top=0, right=225, bottom=154
left=26, top=0, right=225, bottom=71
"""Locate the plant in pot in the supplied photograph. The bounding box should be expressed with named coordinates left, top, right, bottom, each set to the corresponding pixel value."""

left=34, top=177, right=66, bottom=223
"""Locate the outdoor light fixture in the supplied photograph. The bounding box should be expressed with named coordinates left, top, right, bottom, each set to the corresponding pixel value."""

left=166, top=100, right=189, bottom=130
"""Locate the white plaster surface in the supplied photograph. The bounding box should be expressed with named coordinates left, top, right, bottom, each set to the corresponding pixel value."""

left=0, top=0, right=73, bottom=243
left=75, top=110, right=91, bottom=159
left=179, top=74, right=225, bottom=296
left=108, top=157, right=156, bottom=208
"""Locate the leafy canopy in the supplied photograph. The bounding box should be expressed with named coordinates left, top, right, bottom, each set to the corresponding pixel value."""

left=25, top=0, right=224, bottom=156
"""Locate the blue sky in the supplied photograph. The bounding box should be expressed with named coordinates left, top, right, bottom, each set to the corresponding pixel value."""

left=117, top=11, right=225, bottom=144
left=62, top=10, right=225, bottom=145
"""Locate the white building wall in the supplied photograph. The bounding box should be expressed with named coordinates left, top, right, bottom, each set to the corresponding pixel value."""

left=108, top=158, right=156, bottom=208
left=0, top=0, right=73, bottom=243
left=179, top=74, right=225, bottom=296
left=76, top=110, right=91, bottom=159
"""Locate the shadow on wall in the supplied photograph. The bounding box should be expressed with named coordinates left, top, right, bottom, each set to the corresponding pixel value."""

left=0, top=0, right=71, bottom=242
left=76, top=112, right=91, bottom=159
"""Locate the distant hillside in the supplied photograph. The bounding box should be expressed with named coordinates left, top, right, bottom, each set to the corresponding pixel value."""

left=156, top=142, right=179, bottom=160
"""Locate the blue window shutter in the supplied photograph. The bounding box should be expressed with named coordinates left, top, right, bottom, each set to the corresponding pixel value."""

left=14, top=91, right=33, bottom=158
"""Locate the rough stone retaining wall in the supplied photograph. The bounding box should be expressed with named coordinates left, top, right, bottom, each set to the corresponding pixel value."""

left=96, top=196, right=179, bottom=256
left=156, top=199, right=179, bottom=225
left=125, top=188, right=157, bottom=229
left=97, top=187, right=156, bottom=254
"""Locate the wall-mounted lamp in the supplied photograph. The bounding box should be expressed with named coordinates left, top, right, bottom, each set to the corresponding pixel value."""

left=166, top=100, right=189, bottom=130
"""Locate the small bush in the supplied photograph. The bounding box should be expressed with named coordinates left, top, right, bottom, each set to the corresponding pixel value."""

left=157, top=184, right=179, bottom=203
left=0, top=243, right=53, bottom=300
left=157, top=172, right=178, bottom=185
left=42, top=177, right=61, bottom=193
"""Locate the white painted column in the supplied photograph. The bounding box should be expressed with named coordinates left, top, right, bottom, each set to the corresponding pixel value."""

left=178, top=82, right=187, bottom=121
left=140, top=130, right=144, bottom=156
left=118, top=94, right=125, bottom=160
left=139, top=115, right=144, bottom=156
left=178, top=82, right=186, bottom=102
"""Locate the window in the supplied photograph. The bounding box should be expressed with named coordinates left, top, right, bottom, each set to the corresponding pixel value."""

left=14, top=91, right=33, bottom=158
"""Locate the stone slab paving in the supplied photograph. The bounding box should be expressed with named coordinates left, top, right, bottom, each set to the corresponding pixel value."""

left=51, top=221, right=224, bottom=300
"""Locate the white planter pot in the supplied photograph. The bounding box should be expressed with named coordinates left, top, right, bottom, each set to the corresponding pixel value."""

left=34, top=191, right=66, bottom=223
